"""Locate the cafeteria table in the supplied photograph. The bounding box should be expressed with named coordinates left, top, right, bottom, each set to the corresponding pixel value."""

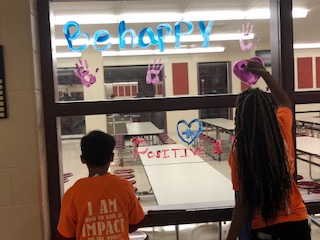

left=296, top=136, right=320, bottom=181
left=296, top=116, right=320, bottom=137
left=125, top=122, right=163, bottom=145
left=201, top=118, right=235, bottom=140
left=139, top=147, right=234, bottom=240
left=144, top=162, right=234, bottom=205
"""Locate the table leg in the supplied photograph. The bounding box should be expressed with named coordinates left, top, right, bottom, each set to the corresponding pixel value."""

left=216, top=127, right=220, bottom=139
left=175, top=225, right=179, bottom=240
left=309, top=155, right=320, bottom=181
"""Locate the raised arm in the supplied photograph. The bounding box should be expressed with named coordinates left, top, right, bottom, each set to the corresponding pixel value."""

left=246, top=61, right=292, bottom=110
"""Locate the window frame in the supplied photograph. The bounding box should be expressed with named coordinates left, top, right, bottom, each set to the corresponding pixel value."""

left=37, top=0, right=320, bottom=238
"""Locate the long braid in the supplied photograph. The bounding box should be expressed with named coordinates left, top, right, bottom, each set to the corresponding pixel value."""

left=235, top=88, right=292, bottom=223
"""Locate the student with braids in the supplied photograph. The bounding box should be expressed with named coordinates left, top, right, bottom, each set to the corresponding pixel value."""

left=226, top=61, right=310, bottom=240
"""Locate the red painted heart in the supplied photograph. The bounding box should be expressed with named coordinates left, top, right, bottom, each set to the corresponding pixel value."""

left=233, top=57, right=265, bottom=86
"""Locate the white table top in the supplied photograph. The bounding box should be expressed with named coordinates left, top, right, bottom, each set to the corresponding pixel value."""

left=296, top=136, right=320, bottom=156
left=296, top=116, right=320, bottom=125
left=125, top=122, right=163, bottom=136
left=138, top=144, right=204, bottom=166
left=144, top=162, right=234, bottom=205
left=201, top=118, right=235, bottom=131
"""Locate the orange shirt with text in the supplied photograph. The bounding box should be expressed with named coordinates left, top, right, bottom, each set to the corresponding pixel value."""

left=228, top=106, right=308, bottom=229
left=57, top=174, right=145, bottom=240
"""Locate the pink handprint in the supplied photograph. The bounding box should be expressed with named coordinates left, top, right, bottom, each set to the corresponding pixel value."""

left=74, top=59, right=99, bottom=88
left=239, top=23, right=260, bottom=51
left=146, top=59, right=166, bottom=85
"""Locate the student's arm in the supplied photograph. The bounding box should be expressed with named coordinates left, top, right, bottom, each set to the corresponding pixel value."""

left=129, top=221, right=143, bottom=233
left=226, top=191, right=249, bottom=240
left=56, top=231, right=76, bottom=240
left=246, top=61, right=292, bottom=110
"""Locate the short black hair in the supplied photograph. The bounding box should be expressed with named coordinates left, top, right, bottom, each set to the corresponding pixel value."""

left=80, top=130, right=116, bottom=167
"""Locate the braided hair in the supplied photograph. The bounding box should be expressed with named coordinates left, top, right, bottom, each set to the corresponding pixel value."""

left=234, top=88, right=292, bottom=223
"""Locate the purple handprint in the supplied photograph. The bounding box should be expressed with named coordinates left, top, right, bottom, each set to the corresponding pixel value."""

left=74, top=59, right=99, bottom=88
left=146, top=59, right=166, bottom=85
left=239, top=23, right=260, bottom=51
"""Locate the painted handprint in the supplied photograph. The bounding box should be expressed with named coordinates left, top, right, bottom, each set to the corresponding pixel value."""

left=146, top=59, right=166, bottom=85
left=239, top=23, right=260, bottom=51
left=74, top=59, right=99, bottom=88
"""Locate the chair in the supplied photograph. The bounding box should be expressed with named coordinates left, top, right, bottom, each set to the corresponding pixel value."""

left=296, top=174, right=304, bottom=181
left=129, top=230, right=149, bottom=240
left=297, top=181, right=320, bottom=194
left=113, top=169, right=134, bottom=174
left=114, top=173, right=135, bottom=179
left=310, top=188, right=320, bottom=194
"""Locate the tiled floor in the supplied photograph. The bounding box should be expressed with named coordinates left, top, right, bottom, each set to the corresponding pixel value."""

left=61, top=131, right=320, bottom=239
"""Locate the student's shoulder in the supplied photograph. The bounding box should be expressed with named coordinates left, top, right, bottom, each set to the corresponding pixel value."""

left=277, top=106, right=292, bottom=115
left=109, top=174, right=132, bottom=186
left=63, top=178, right=90, bottom=194
left=276, top=106, right=293, bottom=120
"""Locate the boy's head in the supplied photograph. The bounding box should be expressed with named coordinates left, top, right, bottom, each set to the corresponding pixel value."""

left=80, top=130, right=115, bottom=167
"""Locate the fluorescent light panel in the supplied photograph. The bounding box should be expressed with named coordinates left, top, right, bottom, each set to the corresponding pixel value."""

left=54, top=33, right=254, bottom=47
left=53, top=8, right=308, bottom=25
left=294, top=43, right=320, bottom=49
left=56, top=47, right=224, bottom=58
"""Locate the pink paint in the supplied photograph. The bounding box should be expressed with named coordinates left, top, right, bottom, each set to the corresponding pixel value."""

left=136, top=147, right=203, bottom=159
left=238, top=23, right=260, bottom=51
left=146, top=58, right=166, bottom=85
left=74, top=59, right=99, bottom=87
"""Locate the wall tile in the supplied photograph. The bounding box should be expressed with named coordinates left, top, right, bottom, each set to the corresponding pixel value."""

left=6, top=90, right=37, bottom=129
left=0, top=118, right=10, bottom=130
left=39, top=162, right=48, bottom=203
left=0, top=14, right=3, bottom=44
left=40, top=200, right=51, bottom=240
left=30, top=13, right=40, bottom=54
left=0, top=169, right=13, bottom=206
left=1, top=0, right=32, bottom=52
left=37, top=128, right=46, bottom=166
left=0, top=129, right=39, bottom=168
left=4, top=51, right=36, bottom=91
left=1, top=0, right=30, bottom=14
left=33, top=52, right=42, bottom=91
left=0, top=204, right=42, bottom=240
left=12, top=167, right=41, bottom=205
left=35, top=90, right=44, bottom=129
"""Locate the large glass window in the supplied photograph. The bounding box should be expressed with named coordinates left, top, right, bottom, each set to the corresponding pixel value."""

left=52, top=1, right=273, bottom=102
left=60, top=108, right=236, bottom=208
left=293, top=1, right=320, bottom=92
left=40, top=0, right=320, bottom=237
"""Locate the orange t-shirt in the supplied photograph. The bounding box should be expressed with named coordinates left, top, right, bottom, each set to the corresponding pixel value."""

left=228, top=106, right=308, bottom=229
left=57, top=174, right=145, bottom=240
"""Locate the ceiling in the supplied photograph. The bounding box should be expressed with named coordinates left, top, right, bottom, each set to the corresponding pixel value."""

left=50, top=0, right=320, bottom=56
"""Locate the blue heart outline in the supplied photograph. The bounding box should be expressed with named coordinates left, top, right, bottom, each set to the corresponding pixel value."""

left=176, top=118, right=203, bottom=145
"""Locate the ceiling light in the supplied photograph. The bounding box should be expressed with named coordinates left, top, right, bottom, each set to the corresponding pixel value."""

left=54, top=33, right=254, bottom=47
left=294, top=43, right=320, bottom=49
left=56, top=52, right=81, bottom=58
left=119, top=12, right=183, bottom=23
left=184, top=11, right=246, bottom=21
left=52, top=14, right=117, bottom=25
left=52, top=8, right=308, bottom=25
left=56, top=47, right=225, bottom=58
left=292, top=8, right=309, bottom=18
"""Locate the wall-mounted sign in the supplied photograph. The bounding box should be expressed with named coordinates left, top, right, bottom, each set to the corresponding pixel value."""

left=63, top=20, right=214, bottom=53
left=0, top=46, right=7, bottom=118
